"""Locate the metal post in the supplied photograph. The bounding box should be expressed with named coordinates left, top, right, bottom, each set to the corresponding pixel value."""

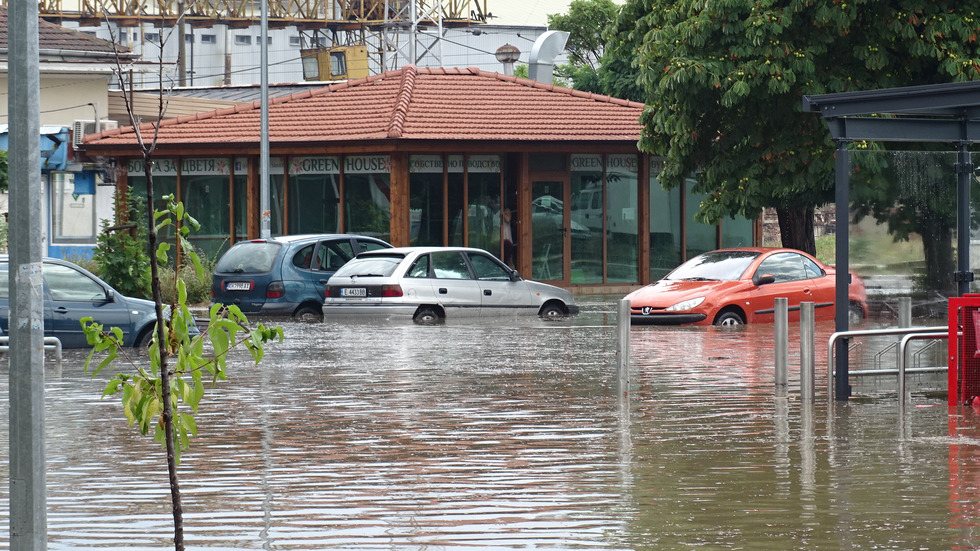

left=775, top=297, right=788, bottom=389
left=259, top=0, right=271, bottom=238
left=899, top=296, right=911, bottom=328
left=834, top=140, right=852, bottom=400
left=8, top=0, right=46, bottom=547
left=617, top=299, right=630, bottom=392
left=956, top=141, right=973, bottom=296
left=800, top=301, right=815, bottom=402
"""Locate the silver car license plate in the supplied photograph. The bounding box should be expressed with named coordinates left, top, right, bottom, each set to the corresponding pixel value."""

left=340, top=287, right=366, bottom=297
left=226, top=281, right=251, bottom=291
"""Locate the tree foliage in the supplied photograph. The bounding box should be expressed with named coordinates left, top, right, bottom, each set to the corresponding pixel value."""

left=93, top=186, right=151, bottom=298
left=84, top=196, right=283, bottom=463
left=547, top=0, right=620, bottom=91
left=605, top=0, right=980, bottom=252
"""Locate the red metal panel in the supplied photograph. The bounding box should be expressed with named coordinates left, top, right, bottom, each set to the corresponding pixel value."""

left=949, top=295, right=980, bottom=406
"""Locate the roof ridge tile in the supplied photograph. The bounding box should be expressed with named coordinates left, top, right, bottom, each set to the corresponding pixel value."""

left=388, top=65, right=417, bottom=138
left=469, top=66, right=646, bottom=108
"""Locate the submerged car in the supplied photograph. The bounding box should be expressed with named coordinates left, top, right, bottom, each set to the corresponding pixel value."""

left=322, top=246, right=579, bottom=323
left=0, top=256, right=161, bottom=348
left=625, top=247, right=867, bottom=326
left=211, top=234, right=391, bottom=321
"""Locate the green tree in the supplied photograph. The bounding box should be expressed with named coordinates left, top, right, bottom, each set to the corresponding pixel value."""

left=612, top=0, right=980, bottom=255
left=547, top=0, right=620, bottom=92
left=83, top=196, right=283, bottom=549
left=93, top=186, right=151, bottom=298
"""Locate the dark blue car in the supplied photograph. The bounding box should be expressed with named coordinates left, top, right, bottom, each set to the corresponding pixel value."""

left=210, top=234, right=392, bottom=321
left=0, top=256, right=161, bottom=349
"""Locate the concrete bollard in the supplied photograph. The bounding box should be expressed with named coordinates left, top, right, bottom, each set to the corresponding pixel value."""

left=618, top=299, right=630, bottom=390
left=800, top=301, right=815, bottom=402
left=775, top=297, right=788, bottom=389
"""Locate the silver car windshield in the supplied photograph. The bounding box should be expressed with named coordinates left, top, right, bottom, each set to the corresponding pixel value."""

left=333, top=256, right=402, bottom=278
left=664, top=250, right=760, bottom=282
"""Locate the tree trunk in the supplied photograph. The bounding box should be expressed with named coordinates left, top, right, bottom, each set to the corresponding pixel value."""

left=919, top=218, right=956, bottom=297
left=775, top=205, right=816, bottom=255
left=144, top=160, right=184, bottom=551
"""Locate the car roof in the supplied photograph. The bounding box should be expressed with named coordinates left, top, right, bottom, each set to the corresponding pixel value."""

left=0, top=255, right=82, bottom=264
left=356, top=246, right=492, bottom=258
left=711, top=247, right=806, bottom=254
left=233, top=234, right=383, bottom=245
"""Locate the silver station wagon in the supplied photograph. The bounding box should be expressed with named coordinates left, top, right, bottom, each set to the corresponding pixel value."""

left=322, top=247, right=579, bottom=323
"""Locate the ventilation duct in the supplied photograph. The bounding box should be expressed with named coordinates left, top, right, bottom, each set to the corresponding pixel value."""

left=528, top=30, right=569, bottom=85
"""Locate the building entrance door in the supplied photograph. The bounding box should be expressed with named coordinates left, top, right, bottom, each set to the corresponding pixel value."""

left=531, top=180, right=569, bottom=283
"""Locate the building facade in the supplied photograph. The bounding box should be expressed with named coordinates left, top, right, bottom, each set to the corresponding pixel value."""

left=83, top=66, right=758, bottom=291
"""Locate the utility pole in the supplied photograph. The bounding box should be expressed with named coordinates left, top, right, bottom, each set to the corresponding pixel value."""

left=177, top=0, right=186, bottom=86
left=8, top=0, right=47, bottom=548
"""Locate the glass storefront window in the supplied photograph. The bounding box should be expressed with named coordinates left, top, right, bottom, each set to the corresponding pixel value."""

left=605, top=154, right=639, bottom=283
left=128, top=158, right=178, bottom=244
left=650, top=192, right=682, bottom=279
left=686, top=179, right=717, bottom=259
left=467, top=155, right=502, bottom=256
left=570, top=154, right=604, bottom=284
left=409, top=155, right=445, bottom=246
left=50, top=172, right=97, bottom=244
left=269, top=157, right=285, bottom=236
left=181, top=158, right=232, bottom=261
left=288, top=156, right=341, bottom=235
left=343, top=155, right=391, bottom=242
left=233, top=158, right=248, bottom=243
left=649, top=159, right=682, bottom=280
left=447, top=157, right=465, bottom=247
left=721, top=216, right=754, bottom=249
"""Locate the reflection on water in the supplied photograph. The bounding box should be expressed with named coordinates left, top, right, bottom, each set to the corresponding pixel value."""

left=1, top=298, right=979, bottom=549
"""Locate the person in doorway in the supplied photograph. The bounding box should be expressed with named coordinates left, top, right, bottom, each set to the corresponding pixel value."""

left=502, top=207, right=515, bottom=270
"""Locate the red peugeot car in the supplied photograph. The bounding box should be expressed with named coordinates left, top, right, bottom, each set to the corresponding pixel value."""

left=625, top=247, right=868, bottom=326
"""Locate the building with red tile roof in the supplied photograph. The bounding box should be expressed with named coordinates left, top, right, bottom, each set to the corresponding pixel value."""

left=82, top=65, right=757, bottom=293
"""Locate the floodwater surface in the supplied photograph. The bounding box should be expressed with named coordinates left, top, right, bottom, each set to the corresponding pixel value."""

left=2, top=297, right=980, bottom=549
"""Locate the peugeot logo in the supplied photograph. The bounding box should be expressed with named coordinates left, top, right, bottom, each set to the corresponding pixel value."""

left=642, top=306, right=651, bottom=315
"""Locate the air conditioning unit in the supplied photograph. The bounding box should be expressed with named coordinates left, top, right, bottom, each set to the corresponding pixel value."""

left=72, top=119, right=118, bottom=150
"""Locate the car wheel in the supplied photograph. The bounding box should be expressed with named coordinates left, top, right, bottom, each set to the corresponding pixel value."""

left=136, top=328, right=155, bottom=349
left=714, top=311, right=744, bottom=326
left=294, top=304, right=323, bottom=323
left=413, top=307, right=442, bottom=324
left=539, top=302, right=566, bottom=320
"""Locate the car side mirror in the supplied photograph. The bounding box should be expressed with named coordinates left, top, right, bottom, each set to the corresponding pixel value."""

left=509, top=270, right=521, bottom=282
left=753, top=273, right=776, bottom=286
left=106, top=289, right=116, bottom=302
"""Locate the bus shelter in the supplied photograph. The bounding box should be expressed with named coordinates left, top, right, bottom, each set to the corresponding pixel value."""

left=803, top=81, right=980, bottom=400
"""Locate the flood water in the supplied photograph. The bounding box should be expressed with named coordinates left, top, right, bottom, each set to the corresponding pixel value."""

left=3, top=296, right=980, bottom=549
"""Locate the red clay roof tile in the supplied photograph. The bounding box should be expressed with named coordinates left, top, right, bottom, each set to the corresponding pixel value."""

left=85, top=65, right=645, bottom=148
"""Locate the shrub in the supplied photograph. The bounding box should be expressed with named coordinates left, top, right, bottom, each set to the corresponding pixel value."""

left=92, top=188, right=151, bottom=299
left=160, top=253, right=214, bottom=306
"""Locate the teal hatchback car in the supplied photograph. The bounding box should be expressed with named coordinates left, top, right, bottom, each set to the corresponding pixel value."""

left=210, top=234, right=392, bottom=321
left=0, top=256, right=161, bottom=349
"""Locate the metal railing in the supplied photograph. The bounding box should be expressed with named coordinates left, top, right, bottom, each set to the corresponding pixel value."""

left=898, top=331, right=950, bottom=415
left=0, top=336, right=62, bottom=362
left=826, top=326, right=947, bottom=402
